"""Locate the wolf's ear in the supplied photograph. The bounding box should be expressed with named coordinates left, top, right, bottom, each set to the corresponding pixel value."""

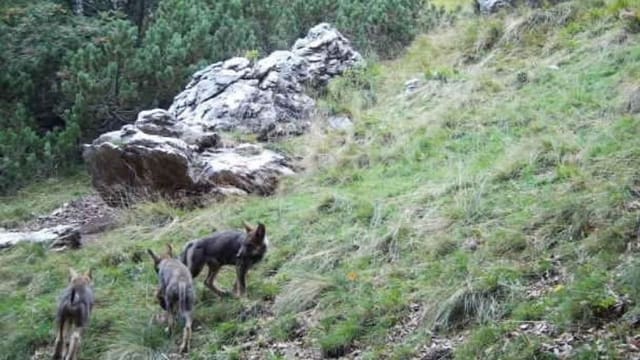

left=253, top=223, right=266, bottom=243
left=85, top=268, right=93, bottom=280
left=69, top=267, right=79, bottom=280
left=243, top=221, right=254, bottom=233
left=147, top=249, right=160, bottom=264
left=166, top=243, right=174, bottom=257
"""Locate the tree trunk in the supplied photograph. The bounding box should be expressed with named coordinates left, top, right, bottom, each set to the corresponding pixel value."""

left=72, top=0, right=84, bottom=16
left=137, top=0, right=146, bottom=43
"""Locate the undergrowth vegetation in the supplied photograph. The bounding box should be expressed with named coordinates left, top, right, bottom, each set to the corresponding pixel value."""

left=3, top=0, right=640, bottom=358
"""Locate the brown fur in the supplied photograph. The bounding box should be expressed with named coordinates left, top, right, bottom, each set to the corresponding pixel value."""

left=53, top=268, right=94, bottom=360
left=148, top=244, right=195, bottom=353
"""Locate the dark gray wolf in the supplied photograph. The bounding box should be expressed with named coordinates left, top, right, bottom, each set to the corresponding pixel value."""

left=180, top=222, right=268, bottom=298
left=148, top=244, right=195, bottom=353
left=53, top=268, right=94, bottom=360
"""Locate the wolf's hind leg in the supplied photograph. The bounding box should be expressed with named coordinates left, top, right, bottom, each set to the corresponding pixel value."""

left=165, top=310, right=175, bottom=335
left=204, top=263, right=228, bottom=296
left=64, top=327, right=82, bottom=360
left=53, top=319, right=67, bottom=359
left=179, top=312, right=192, bottom=353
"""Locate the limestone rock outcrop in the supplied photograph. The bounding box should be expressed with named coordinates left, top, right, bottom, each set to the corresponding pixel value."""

left=83, top=23, right=362, bottom=205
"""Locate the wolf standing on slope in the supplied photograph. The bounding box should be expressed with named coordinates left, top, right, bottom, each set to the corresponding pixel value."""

left=148, top=244, right=195, bottom=354
left=180, top=222, right=268, bottom=298
left=53, top=268, right=94, bottom=360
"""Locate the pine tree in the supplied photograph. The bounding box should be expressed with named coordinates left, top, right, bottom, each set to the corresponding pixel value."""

left=62, top=18, right=140, bottom=139
left=136, top=0, right=214, bottom=107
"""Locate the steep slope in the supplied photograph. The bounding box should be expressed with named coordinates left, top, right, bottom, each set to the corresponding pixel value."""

left=2, top=1, right=640, bottom=359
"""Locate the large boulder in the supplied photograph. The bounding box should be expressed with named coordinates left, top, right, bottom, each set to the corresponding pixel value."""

left=84, top=23, right=361, bottom=205
left=169, top=23, right=363, bottom=139
left=83, top=123, right=202, bottom=205
left=83, top=112, right=293, bottom=205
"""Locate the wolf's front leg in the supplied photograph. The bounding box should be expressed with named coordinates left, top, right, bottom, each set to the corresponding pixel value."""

left=204, top=264, right=228, bottom=297
left=234, top=265, right=248, bottom=298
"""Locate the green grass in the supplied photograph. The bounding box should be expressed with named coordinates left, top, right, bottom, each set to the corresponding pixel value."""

left=0, top=172, right=91, bottom=228
left=431, top=0, right=472, bottom=11
left=2, top=1, right=640, bottom=358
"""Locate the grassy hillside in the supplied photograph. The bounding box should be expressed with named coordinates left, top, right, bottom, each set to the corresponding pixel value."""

left=3, top=1, right=640, bottom=359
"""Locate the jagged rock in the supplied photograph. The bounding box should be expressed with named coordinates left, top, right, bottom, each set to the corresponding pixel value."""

left=169, top=22, right=362, bottom=139
left=476, top=0, right=512, bottom=12
left=405, top=78, right=422, bottom=94
left=476, top=0, right=567, bottom=13
left=83, top=125, right=292, bottom=205
left=134, top=109, right=181, bottom=137
left=84, top=23, right=361, bottom=205
left=199, top=144, right=294, bottom=196
left=133, top=108, right=222, bottom=147
left=291, top=22, right=363, bottom=85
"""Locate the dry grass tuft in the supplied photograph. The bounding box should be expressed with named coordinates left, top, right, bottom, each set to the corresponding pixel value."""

left=274, top=274, right=335, bottom=315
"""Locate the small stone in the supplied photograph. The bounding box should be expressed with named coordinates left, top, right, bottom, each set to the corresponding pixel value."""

left=327, top=115, right=353, bottom=130
left=463, top=237, right=479, bottom=251
left=405, top=78, right=422, bottom=94
left=516, top=71, right=528, bottom=84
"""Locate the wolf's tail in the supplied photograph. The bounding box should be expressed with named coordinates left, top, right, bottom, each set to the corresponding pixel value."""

left=178, top=281, right=193, bottom=319
left=67, top=286, right=87, bottom=317
left=180, top=241, right=194, bottom=266
left=70, top=288, right=76, bottom=304
left=183, top=242, right=206, bottom=278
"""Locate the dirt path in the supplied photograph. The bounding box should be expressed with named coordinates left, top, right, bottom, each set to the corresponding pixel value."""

left=2, top=193, right=119, bottom=249
left=19, top=194, right=117, bottom=235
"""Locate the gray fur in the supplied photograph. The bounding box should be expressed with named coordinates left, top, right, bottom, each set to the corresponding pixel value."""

left=55, top=284, right=94, bottom=327
left=53, top=270, right=94, bottom=360
left=149, top=248, right=195, bottom=354
left=179, top=223, right=267, bottom=297
left=157, top=257, right=195, bottom=316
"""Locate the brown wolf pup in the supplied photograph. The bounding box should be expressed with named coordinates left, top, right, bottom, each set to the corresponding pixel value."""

left=179, top=222, right=268, bottom=298
left=147, top=244, right=195, bottom=354
left=53, top=268, right=94, bottom=360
